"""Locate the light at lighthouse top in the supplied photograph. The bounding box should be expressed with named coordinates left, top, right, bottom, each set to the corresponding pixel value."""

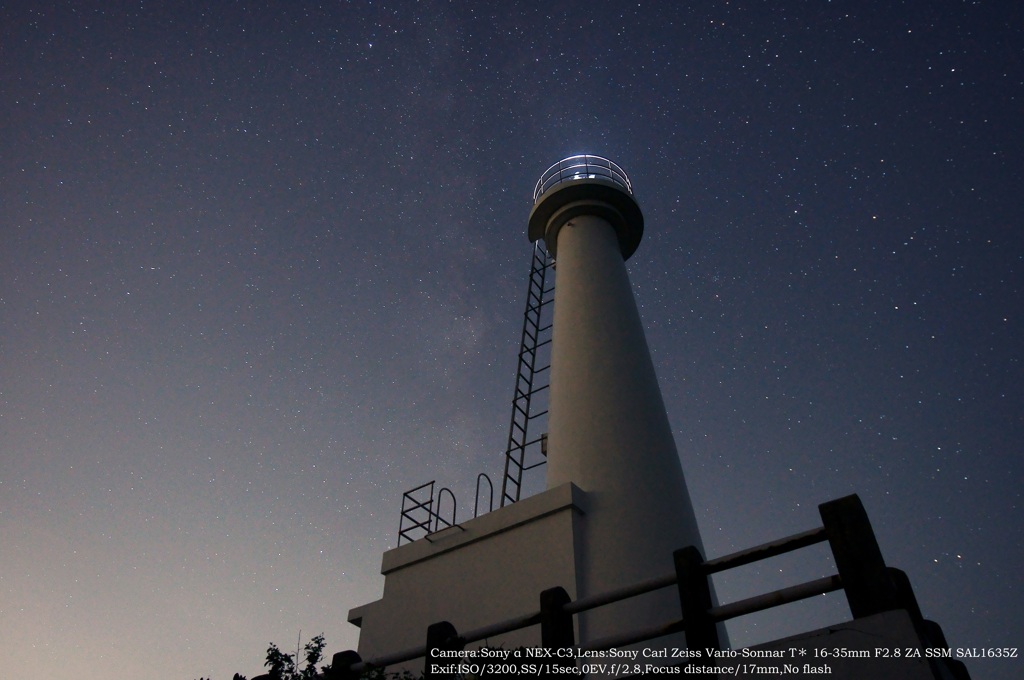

left=528, top=154, right=645, bottom=260
left=532, top=155, right=634, bottom=203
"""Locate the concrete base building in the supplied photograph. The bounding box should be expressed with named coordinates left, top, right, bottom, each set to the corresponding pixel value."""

left=348, top=483, right=587, bottom=664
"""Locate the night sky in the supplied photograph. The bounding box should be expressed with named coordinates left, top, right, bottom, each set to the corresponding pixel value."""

left=2, top=2, right=1021, bottom=679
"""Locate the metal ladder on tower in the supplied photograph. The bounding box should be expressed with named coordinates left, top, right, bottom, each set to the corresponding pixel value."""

left=499, top=241, right=554, bottom=507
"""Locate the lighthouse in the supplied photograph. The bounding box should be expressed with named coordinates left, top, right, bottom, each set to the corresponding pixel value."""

left=529, top=155, right=707, bottom=644
left=337, top=156, right=971, bottom=680
left=345, top=155, right=709, bottom=669
left=175, top=144, right=972, bottom=680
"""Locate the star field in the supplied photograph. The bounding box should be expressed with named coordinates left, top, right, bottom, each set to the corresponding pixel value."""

left=1, top=2, right=1021, bottom=679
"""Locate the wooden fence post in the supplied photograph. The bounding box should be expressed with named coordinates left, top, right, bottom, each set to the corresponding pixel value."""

left=540, top=586, right=574, bottom=670
left=424, top=620, right=461, bottom=679
left=327, top=650, right=362, bottom=680
left=819, top=494, right=897, bottom=618
left=674, top=545, right=719, bottom=651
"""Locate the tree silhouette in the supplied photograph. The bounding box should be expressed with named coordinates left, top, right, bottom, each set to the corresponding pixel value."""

left=264, top=633, right=329, bottom=680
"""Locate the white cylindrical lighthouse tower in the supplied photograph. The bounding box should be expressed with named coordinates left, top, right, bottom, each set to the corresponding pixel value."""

left=529, top=156, right=707, bottom=646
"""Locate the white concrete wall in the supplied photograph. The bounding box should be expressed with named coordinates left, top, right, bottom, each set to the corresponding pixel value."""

left=348, top=483, right=586, bottom=673
left=545, top=213, right=705, bottom=646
